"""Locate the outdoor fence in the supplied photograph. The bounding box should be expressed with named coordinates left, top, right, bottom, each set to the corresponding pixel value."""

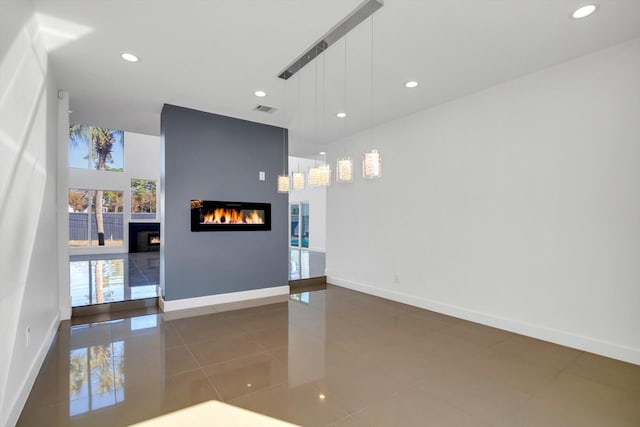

left=69, top=212, right=124, bottom=241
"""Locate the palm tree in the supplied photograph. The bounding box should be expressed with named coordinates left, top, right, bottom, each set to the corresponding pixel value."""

left=69, top=349, right=88, bottom=396
left=95, top=260, right=104, bottom=304
left=69, top=125, right=123, bottom=245
left=69, top=343, right=126, bottom=405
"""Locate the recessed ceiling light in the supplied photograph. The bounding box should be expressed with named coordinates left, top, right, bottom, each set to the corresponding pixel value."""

left=319, top=151, right=326, bottom=155
left=336, top=112, right=346, bottom=118
left=404, top=81, right=419, bottom=88
left=572, top=4, right=598, bottom=19
left=254, top=90, right=267, bottom=97
left=121, top=52, right=139, bottom=63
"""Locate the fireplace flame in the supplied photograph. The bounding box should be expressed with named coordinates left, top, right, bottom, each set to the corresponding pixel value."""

left=202, top=208, right=264, bottom=224
left=245, top=210, right=263, bottom=224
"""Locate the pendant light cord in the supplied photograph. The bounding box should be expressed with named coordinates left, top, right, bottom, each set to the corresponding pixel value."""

left=283, top=77, right=287, bottom=175
left=344, top=34, right=348, bottom=147
left=370, top=15, right=374, bottom=149
left=314, top=46, right=319, bottom=167
left=297, top=64, right=302, bottom=172
left=322, top=46, right=326, bottom=157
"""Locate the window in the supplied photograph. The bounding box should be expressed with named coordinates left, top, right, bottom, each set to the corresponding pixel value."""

left=69, top=189, right=124, bottom=247
left=130, top=179, right=157, bottom=220
left=290, top=202, right=309, bottom=248
left=69, top=125, right=124, bottom=171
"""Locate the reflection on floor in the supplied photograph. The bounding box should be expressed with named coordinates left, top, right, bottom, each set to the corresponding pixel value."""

left=19, top=285, right=640, bottom=427
left=289, top=248, right=325, bottom=280
left=70, top=249, right=322, bottom=309
left=70, top=253, right=160, bottom=307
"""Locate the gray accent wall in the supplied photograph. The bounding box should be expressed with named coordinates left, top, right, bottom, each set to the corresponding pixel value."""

left=160, top=104, right=288, bottom=301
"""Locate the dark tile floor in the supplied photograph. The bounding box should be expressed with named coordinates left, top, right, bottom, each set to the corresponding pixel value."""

left=18, top=285, right=640, bottom=426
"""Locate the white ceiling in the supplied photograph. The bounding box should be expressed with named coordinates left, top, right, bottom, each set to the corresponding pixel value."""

left=32, top=0, right=640, bottom=157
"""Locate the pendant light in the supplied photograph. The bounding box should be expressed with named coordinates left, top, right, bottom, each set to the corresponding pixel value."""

left=319, top=165, right=331, bottom=186
left=362, top=149, right=382, bottom=178
left=277, top=174, right=289, bottom=193
left=277, top=172, right=289, bottom=193
left=277, top=78, right=289, bottom=193
left=337, top=158, right=353, bottom=183
left=319, top=152, right=331, bottom=186
left=308, top=164, right=322, bottom=186
left=292, top=170, right=305, bottom=190
left=363, top=16, right=382, bottom=179
left=337, top=35, right=353, bottom=183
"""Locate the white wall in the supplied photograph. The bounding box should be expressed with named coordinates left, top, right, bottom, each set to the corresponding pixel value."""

left=0, top=1, right=62, bottom=425
left=288, top=156, right=327, bottom=252
left=67, top=131, right=160, bottom=254
left=57, top=92, right=71, bottom=320
left=326, top=37, right=640, bottom=365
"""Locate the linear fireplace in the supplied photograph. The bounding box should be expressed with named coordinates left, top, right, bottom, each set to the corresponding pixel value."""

left=191, top=200, right=271, bottom=231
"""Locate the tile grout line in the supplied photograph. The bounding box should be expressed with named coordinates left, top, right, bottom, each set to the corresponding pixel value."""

left=182, top=340, right=224, bottom=401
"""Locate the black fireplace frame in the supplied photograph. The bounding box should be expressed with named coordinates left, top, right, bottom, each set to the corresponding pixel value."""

left=129, top=222, right=160, bottom=252
left=190, top=200, right=271, bottom=232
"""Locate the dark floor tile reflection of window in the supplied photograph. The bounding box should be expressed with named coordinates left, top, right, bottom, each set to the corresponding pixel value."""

left=69, top=341, right=125, bottom=416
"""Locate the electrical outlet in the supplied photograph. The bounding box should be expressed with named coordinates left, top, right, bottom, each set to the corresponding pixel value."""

left=26, top=326, right=31, bottom=348
left=259, top=171, right=265, bottom=181
left=393, top=274, right=399, bottom=284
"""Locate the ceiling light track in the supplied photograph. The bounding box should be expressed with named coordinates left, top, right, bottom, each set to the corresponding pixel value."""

left=278, top=0, right=383, bottom=80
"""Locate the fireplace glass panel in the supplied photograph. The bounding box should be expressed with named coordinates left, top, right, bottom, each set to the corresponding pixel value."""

left=191, top=200, right=271, bottom=231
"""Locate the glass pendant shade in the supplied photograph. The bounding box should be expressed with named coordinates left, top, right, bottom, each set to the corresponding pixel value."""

left=319, top=164, right=331, bottom=187
left=362, top=149, right=382, bottom=178
left=308, top=167, right=322, bottom=186
left=277, top=175, right=290, bottom=193
left=336, top=158, right=353, bottom=183
left=292, top=172, right=305, bottom=190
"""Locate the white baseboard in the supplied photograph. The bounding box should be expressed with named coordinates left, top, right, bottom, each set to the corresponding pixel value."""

left=5, top=313, right=60, bottom=427
left=160, top=285, right=290, bottom=312
left=327, top=276, right=640, bottom=366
